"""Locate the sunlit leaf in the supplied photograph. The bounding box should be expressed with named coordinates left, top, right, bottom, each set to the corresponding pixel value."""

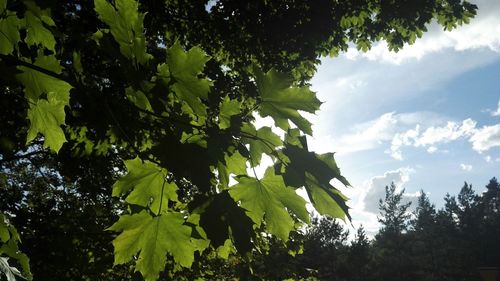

left=108, top=211, right=195, bottom=281
left=254, top=67, right=321, bottom=135
left=26, top=92, right=69, bottom=152
left=230, top=167, right=309, bottom=240
left=113, top=157, right=177, bottom=214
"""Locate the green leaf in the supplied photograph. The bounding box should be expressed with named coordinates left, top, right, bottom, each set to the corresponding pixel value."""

left=94, top=0, right=152, bottom=64
left=282, top=145, right=350, bottom=220
left=16, top=54, right=72, bottom=101
left=218, top=150, right=247, bottom=189
left=229, top=168, right=309, bottom=241
left=219, top=96, right=241, bottom=129
left=0, top=0, right=6, bottom=13
left=224, top=150, right=247, bottom=176
left=0, top=214, right=32, bottom=280
left=113, top=157, right=177, bottom=214
left=254, top=67, right=321, bottom=135
left=241, top=123, right=282, bottom=167
left=167, top=42, right=212, bottom=116
left=0, top=257, right=24, bottom=281
left=23, top=1, right=56, bottom=26
left=197, top=192, right=255, bottom=254
left=0, top=219, right=9, bottom=243
left=23, top=6, right=56, bottom=51
left=108, top=211, right=195, bottom=281
left=0, top=13, right=20, bottom=55
left=216, top=239, right=233, bottom=259
left=17, top=55, right=71, bottom=152
left=125, top=87, right=152, bottom=112
left=26, top=92, right=68, bottom=153
left=305, top=172, right=350, bottom=219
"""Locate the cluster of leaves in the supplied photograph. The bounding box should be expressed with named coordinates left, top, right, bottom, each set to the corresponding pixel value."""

left=0, top=0, right=352, bottom=279
left=0, top=214, right=31, bottom=280
left=0, top=0, right=478, bottom=280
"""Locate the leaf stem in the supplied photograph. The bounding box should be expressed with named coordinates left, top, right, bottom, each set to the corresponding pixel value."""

left=157, top=175, right=167, bottom=215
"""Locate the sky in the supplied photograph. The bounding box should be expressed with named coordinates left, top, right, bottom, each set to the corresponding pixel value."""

left=306, top=0, right=500, bottom=235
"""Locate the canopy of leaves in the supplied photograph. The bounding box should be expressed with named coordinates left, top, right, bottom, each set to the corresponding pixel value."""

left=0, top=0, right=477, bottom=280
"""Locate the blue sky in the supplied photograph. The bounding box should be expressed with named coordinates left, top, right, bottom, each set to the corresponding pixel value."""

left=306, top=0, right=500, bottom=234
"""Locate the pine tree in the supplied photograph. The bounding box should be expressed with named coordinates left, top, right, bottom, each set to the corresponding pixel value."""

left=373, top=182, right=413, bottom=281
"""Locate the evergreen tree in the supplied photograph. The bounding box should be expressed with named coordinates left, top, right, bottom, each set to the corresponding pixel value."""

left=300, top=216, right=350, bottom=280
left=373, top=182, right=413, bottom=281
left=347, top=226, right=372, bottom=281
left=410, top=190, right=440, bottom=281
left=477, top=178, right=500, bottom=267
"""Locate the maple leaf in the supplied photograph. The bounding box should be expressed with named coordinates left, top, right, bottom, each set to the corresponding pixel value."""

left=254, top=67, right=321, bottom=135
left=229, top=167, right=309, bottom=240
left=113, top=158, right=178, bottom=214
left=22, top=1, right=56, bottom=51
left=16, top=54, right=72, bottom=101
left=26, top=92, right=69, bottom=153
left=167, top=42, right=212, bottom=116
left=108, top=211, right=195, bottom=281
left=94, top=0, right=152, bottom=64
left=241, top=123, right=282, bottom=167
left=219, top=96, right=241, bottom=129
left=218, top=150, right=248, bottom=189
left=0, top=12, right=20, bottom=55
left=125, top=87, right=153, bottom=112
left=283, top=145, right=351, bottom=220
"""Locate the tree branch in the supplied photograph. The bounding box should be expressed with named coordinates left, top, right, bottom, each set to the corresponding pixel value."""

left=0, top=150, right=47, bottom=165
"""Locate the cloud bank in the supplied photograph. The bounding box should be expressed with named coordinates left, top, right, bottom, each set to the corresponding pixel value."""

left=362, top=167, right=416, bottom=214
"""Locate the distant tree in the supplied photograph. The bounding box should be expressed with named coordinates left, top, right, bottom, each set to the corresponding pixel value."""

left=409, top=190, right=440, bottom=281
left=347, top=226, right=372, bottom=281
left=373, top=182, right=413, bottom=281
left=300, top=216, right=350, bottom=280
left=377, top=183, right=412, bottom=235
left=477, top=178, right=500, bottom=267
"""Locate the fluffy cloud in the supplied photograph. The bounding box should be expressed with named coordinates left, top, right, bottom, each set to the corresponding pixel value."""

left=415, top=119, right=477, bottom=146
left=311, top=111, right=447, bottom=155
left=469, top=124, right=500, bottom=152
left=390, top=126, right=420, bottom=160
left=362, top=167, right=415, bottom=214
left=389, top=119, right=477, bottom=159
left=344, top=0, right=500, bottom=64
left=460, top=164, right=473, bottom=171
left=386, top=116, right=500, bottom=159
left=326, top=112, right=397, bottom=154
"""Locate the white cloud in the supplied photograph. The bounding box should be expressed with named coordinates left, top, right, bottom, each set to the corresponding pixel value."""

left=388, top=119, right=477, bottom=160
left=311, top=111, right=447, bottom=155
left=329, top=112, right=397, bottom=154
left=390, top=126, right=420, bottom=160
left=315, top=109, right=500, bottom=160
left=344, top=0, right=500, bottom=65
left=362, top=167, right=415, bottom=214
left=386, top=118, right=500, bottom=159
left=469, top=124, right=500, bottom=152
left=427, top=146, right=438, bottom=154
left=460, top=164, right=473, bottom=171
left=415, top=119, right=477, bottom=146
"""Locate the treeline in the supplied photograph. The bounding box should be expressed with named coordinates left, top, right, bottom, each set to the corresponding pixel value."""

left=1, top=153, right=499, bottom=280
left=227, top=178, right=500, bottom=281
